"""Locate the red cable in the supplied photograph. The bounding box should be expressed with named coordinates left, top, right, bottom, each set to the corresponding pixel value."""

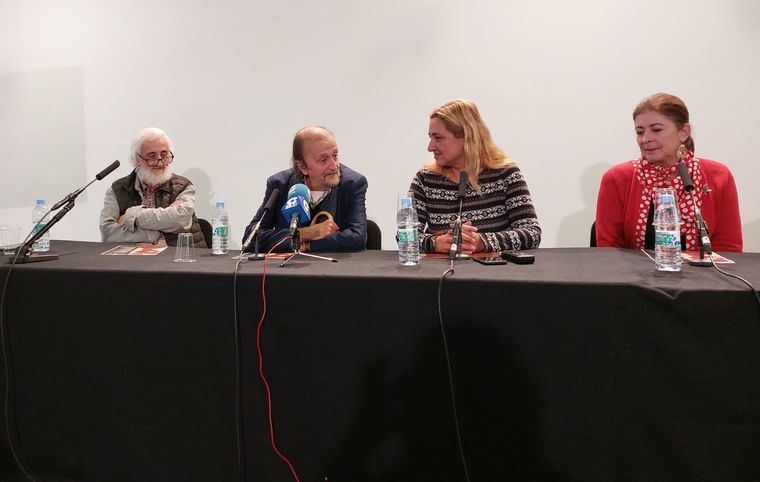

left=256, top=237, right=301, bottom=482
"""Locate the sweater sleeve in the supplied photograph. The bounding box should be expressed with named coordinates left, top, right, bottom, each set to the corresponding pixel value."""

left=99, top=186, right=161, bottom=243
left=709, top=166, right=743, bottom=252
left=595, top=167, right=627, bottom=248
left=409, top=171, right=435, bottom=252
left=479, top=167, right=541, bottom=252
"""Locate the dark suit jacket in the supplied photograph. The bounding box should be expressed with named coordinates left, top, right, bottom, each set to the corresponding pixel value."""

left=242, top=164, right=368, bottom=253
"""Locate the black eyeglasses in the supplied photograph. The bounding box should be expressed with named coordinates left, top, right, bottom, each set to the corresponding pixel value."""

left=137, top=151, right=174, bottom=167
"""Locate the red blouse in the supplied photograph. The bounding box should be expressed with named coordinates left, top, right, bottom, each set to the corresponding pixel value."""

left=595, top=158, right=743, bottom=252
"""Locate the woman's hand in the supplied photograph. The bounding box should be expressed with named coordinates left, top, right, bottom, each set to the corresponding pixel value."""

left=434, top=222, right=485, bottom=254
left=459, top=222, right=486, bottom=254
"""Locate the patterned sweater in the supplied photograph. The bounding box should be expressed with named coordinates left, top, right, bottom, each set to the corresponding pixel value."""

left=410, top=165, right=541, bottom=252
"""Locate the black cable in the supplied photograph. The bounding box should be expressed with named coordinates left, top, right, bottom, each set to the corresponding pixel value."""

left=232, top=257, right=247, bottom=482
left=708, top=255, right=760, bottom=318
left=0, top=215, right=49, bottom=482
left=436, top=259, right=471, bottom=482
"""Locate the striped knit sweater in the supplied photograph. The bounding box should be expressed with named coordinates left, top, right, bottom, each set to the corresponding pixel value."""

left=410, top=165, right=541, bottom=252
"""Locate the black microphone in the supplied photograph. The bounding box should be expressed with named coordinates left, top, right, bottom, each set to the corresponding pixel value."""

left=450, top=171, right=469, bottom=259
left=51, top=160, right=121, bottom=211
left=96, top=160, right=121, bottom=181
left=676, top=161, right=712, bottom=256
left=457, top=170, right=469, bottom=197
left=15, top=160, right=121, bottom=262
left=676, top=161, right=694, bottom=192
left=241, top=188, right=280, bottom=252
left=449, top=218, right=461, bottom=259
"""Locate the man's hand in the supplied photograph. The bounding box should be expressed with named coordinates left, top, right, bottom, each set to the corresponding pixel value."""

left=117, top=214, right=126, bottom=224
left=298, top=219, right=340, bottom=242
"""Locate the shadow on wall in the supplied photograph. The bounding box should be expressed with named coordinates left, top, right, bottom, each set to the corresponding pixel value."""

left=556, top=163, right=611, bottom=248
left=741, top=217, right=760, bottom=253
left=181, top=167, right=218, bottom=235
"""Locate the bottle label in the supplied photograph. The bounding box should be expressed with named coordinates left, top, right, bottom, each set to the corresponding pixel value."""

left=214, top=226, right=228, bottom=236
left=398, top=228, right=418, bottom=244
left=655, top=229, right=680, bottom=247
left=34, top=222, right=45, bottom=234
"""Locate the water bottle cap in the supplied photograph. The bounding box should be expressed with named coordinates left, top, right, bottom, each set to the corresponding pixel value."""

left=400, top=197, right=412, bottom=207
left=36, top=199, right=45, bottom=205
left=216, top=201, right=225, bottom=209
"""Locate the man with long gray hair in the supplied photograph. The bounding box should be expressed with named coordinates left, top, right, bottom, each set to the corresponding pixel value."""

left=99, top=127, right=206, bottom=247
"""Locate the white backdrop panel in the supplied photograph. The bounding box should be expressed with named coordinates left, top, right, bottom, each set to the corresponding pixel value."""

left=1, top=0, right=758, bottom=251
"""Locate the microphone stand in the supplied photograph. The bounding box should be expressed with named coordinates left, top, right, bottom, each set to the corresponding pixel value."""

left=280, top=228, right=337, bottom=267
left=9, top=200, right=77, bottom=264
left=50, top=179, right=94, bottom=211
left=8, top=161, right=120, bottom=264
left=244, top=220, right=266, bottom=261
left=249, top=237, right=265, bottom=261
left=243, top=187, right=281, bottom=261
left=449, top=197, right=470, bottom=260
left=687, top=190, right=712, bottom=267
left=675, top=159, right=713, bottom=267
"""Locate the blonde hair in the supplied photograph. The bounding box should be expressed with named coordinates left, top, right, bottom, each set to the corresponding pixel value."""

left=426, top=99, right=514, bottom=191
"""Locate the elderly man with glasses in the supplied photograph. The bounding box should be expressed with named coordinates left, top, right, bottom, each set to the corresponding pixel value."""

left=99, top=127, right=207, bottom=247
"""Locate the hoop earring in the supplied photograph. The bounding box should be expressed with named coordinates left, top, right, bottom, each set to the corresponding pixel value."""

left=676, top=144, right=687, bottom=162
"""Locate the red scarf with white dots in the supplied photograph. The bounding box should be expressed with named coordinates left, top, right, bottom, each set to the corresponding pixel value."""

left=632, top=149, right=703, bottom=251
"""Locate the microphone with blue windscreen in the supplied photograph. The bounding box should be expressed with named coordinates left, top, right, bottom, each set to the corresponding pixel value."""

left=281, top=183, right=311, bottom=236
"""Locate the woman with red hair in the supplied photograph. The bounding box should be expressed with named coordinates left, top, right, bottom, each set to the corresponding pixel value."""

left=595, top=93, right=742, bottom=252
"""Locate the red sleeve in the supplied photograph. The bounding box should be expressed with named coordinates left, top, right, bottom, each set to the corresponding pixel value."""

left=595, top=167, right=627, bottom=248
left=710, top=167, right=743, bottom=252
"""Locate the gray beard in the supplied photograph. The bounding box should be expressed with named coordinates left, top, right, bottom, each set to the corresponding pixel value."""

left=136, top=166, right=173, bottom=186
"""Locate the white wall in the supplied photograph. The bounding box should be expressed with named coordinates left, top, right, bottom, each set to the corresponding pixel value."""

left=2, top=0, right=758, bottom=251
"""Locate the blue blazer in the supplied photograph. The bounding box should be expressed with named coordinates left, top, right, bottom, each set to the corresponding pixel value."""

left=242, top=165, right=368, bottom=253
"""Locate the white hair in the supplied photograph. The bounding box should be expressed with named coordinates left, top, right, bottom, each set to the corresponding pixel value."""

left=135, top=164, right=173, bottom=186
left=130, top=127, right=174, bottom=168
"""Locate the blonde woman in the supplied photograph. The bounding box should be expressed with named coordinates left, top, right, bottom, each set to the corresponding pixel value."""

left=410, top=99, right=541, bottom=254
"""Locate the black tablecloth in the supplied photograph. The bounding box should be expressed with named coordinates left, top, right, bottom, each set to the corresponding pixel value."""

left=1, top=241, right=759, bottom=481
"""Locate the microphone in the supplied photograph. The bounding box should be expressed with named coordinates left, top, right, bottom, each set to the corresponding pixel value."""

left=96, top=160, right=121, bottom=181
left=457, top=170, right=469, bottom=197
left=241, top=187, right=280, bottom=252
left=450, top=171, right=469, bottom=259
left=281, top=183, right=311, bottom=236
left=676, top=162, right=695, bottom=192
left=449, top=218, right=461, bottom=259
left=14, top=160, right=121, bottom=263
left=51, top=160, right=121, bottom=211
left=676, top=161, right=712, bottom=257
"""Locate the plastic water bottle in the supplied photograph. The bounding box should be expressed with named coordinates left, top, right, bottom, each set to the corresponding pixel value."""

left=396, top=195, right=420, bottom=266
left=211, top=201, right=229, bottom=255
left=32, top=198, right=50, bottom=252
left=654, top=192, right=681, bottom=272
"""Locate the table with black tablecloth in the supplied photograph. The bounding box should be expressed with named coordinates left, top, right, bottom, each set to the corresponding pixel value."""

left=1, top=241, right=758, bottom=481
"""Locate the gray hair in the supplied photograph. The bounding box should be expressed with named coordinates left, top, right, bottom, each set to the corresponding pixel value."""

left=130, top=127, right=174, bottom=167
